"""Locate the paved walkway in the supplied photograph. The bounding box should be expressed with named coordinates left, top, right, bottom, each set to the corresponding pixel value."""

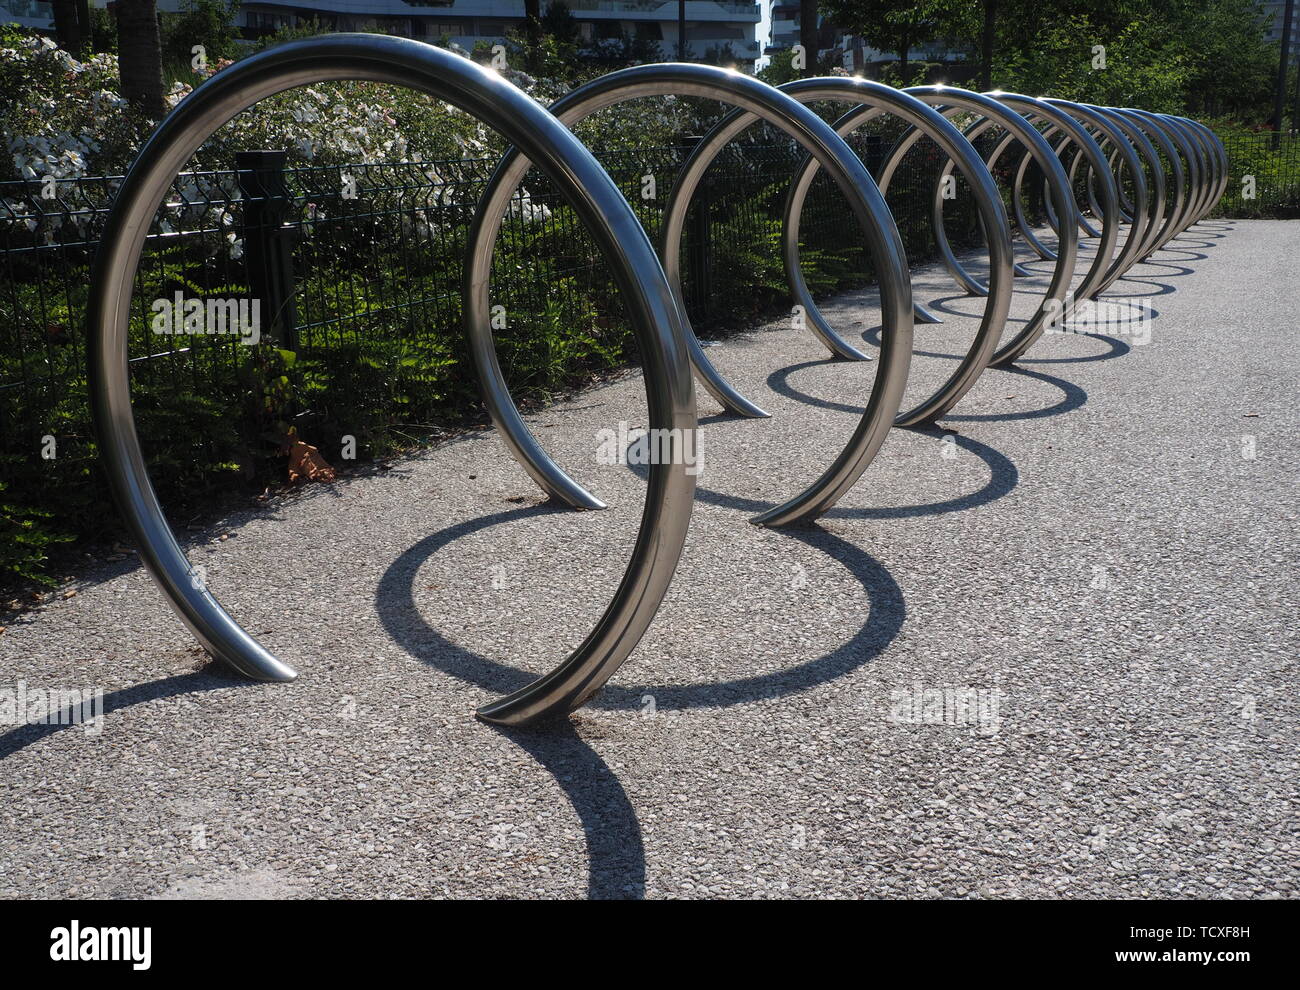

left=0, top=219, right=1295, bottom=899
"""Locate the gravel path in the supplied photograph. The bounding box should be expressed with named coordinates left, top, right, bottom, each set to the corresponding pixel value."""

left=0, top=219, right=1295, bottom=900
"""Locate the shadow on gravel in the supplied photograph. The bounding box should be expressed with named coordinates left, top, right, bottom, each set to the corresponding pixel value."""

left=0, top=669, right=236, bottom=761
left=859, top=321, right=1133, bottom=365
left=1017, top=333, right=1131, bottom=365
left=658, top=426, right=1017, bottom=523
left=597, top=523, right=905, bottom=712
left=942, top=364, right=1088, bottom=423
left=490, top=721, right=646, bottom=900
left=375, top=507, right=905, bottom=712
left=1133, top=258, right=1198, bottom=277
left=376, top=509, right=906, bottom=899
left=763, top=356, right=1086, bottom=423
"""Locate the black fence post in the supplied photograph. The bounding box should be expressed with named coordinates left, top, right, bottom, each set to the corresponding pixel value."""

left=235, top=150, right=298, bottom=352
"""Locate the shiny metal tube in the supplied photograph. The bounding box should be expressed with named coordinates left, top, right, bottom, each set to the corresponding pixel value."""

left=86, top=34, right=699, bottom=727
left=1061, top=139, right=1105, bottom=238
left=1041, top=99, right=1150, bottom=295
left=773, top=79, right=1014, bottom=424
left=669, top=76, right=1013, bottom=426
left=89, top=36, right=1229, bottom=726
left=1117, top=108, right=1189, bottom=255
left=882, top=87, right=1080, bottom=365
left=1089, top=106, right=1169, bottom=263
left=976, top=93, right=1119, bottom=306
left=462, top=64, right=915, bottom=527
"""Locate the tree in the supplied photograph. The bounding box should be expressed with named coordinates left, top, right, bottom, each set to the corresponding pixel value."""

left=1270, top=0, right=1294, bottom=134
left=1175, top=0, right=1276, bottom=120
left=823, top=0, right=945, bottom=83
left=113, top=0, right=165, bottom=118
left=979, top=0, right=997, bottom=90
left=161, top=1, right=240, bottom=70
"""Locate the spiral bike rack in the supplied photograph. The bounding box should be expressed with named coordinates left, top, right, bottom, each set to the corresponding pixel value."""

left=88, top=35, right=1226, bottom=725
left=692, top=77, right=1015, bottom=427
left=463, top=63, right=915, bottom=527
left=897, top=93, right=1223, bottom=362
left=87, top=35, right=700, bottom=727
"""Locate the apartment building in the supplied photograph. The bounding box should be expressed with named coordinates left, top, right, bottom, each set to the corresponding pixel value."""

left=1262, top=1, right=1300, bottom=57
left=765, top=0, right=964, bottom=71
left=2, top=1, right=764, bottom=65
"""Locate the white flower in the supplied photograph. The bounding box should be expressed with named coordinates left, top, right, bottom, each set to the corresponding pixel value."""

left=509, top=192, right=551, bottom=223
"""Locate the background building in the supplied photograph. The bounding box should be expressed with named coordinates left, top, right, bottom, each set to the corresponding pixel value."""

left=0, top=0, right=53, bottom=30
left=1261, top=1, right=1300, bottom=57
left=237, top=1, right=761, bottom=64
left=0, top=1, right=764, bottom=67
left=764, top=0, right=965, bottom=73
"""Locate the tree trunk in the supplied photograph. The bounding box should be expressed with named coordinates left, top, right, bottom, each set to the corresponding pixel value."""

left=980, top=0, right=997, bottom=91
left=800, top=0, right=819, bottom=77
left=51, top=0, right=84, bottom=56
left=1273, top=0, right=1295, bottom=146
left=524, top=0, right=541, bottom=44
left=1293, top=41, right=1300, bottom=130
left=115, top=0, right=165, bottom=120
left=77, top=0, right=91, bottom=46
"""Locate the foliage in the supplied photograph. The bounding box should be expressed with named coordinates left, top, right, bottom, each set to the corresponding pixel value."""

left=823, top=0, right=949, bottom=76
left=1, top=21, right=1294, bottom=593
left=0, top=30, right=147, bottom=184
left=160, top=0, right=242, bottom=83
left=1208, top=125, right=1300, bottom=218
left=821, top=0, right=1284, bottom=125
left=0, top=481, right=74, bottom=587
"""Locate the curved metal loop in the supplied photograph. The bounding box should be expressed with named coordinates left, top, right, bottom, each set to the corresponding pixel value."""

left=1115, top=108, right=1188, bottom=257
left=86, top=34, right=699, bottom=728
left=1089, top=105, right=1169, bottom=262
left=884, top=87, right=1080, bottom=365
left=975, top=93, right=1120, bottom=306
left=660, top=76, right=1013, bottom=426
left=769, top=80, right=1015, bottom=424
left=89, top=37, right=1229, bottom=727
left=1041, top=99, right=1150, bottom=296
left=463, top=64, right=914, bottom=528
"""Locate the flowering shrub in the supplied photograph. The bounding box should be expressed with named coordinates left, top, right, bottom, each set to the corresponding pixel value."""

left=0, top=33, right=145, bottom=184
left=0, top=25, right=727, bottom=256
left=0, top=28, right=842, bottom=591
left=1, top=25, right=722, bottom=178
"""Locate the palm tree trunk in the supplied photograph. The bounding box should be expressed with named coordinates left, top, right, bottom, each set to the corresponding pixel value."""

left=115, top=0, right=165, bottom=119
